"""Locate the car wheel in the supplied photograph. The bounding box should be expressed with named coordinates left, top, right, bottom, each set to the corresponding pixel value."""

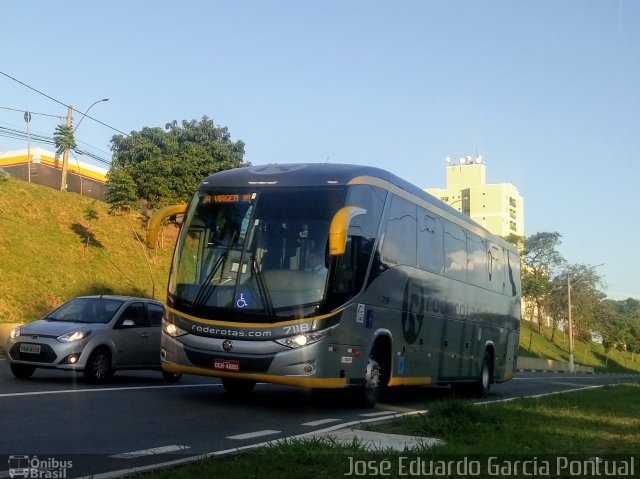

left=83, top=349, right=111, bottom=384
left=162, top=370, right=182, bottom=382
left=10, top=363, right=36, bottom=379
left=221, top=377, right=256, bottom=396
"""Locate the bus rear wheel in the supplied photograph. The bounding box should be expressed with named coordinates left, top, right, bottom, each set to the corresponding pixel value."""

left=222, top=377, right=256, bottom=396
left=473, top=351, right=493, bottom=398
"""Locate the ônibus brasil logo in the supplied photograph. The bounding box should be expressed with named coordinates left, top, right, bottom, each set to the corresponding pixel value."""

left=8, top=455, right=73, bottom=479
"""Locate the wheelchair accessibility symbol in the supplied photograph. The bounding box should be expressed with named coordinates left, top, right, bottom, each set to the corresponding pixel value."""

left=235, top=292, right=252, bottom=308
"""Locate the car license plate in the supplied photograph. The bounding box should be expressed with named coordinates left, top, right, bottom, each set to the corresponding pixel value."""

left=19, top=343, right=41, bottom=354
left=213, top=359, right=240, bottom=372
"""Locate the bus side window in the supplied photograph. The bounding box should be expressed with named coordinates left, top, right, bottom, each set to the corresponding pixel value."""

left=417, top=208, right=444, bottom=274
left=333, top=235, right=374, bottom=295
left=381, top=195, right=417, bottom=267
left=444, top=220, right=467, bottom=282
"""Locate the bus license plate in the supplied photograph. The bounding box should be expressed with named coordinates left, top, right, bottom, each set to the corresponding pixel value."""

left=213, top=359, right=240, bottom=372
left=19, top=343, right=41, bottom=354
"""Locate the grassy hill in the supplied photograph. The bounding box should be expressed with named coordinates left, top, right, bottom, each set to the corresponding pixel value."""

left=0, top=175, right=177, bottom=323
left=519, top=319, right=640, bottom=373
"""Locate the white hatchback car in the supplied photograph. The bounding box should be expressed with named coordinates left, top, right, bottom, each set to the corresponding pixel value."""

left=7, top=295, right=181, bottom=383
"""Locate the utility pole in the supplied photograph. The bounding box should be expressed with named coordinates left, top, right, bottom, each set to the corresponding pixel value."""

left=24, top=111, right=31, bottom=183
left=60, top=105, right=73, bottom=192
left=567, top=275, right=574, bottom=373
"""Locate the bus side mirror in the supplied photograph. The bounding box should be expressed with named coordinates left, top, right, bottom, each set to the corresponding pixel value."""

left=329, top=206, right=367, bottom=256
left=145, top=204, right=188, bottom=249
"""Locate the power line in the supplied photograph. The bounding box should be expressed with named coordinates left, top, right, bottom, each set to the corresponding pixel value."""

left=0, top=106, right=65, bottom=120
left=0, top=126, right=112, bottom=166
left=0, top=69, right=129, bottom=136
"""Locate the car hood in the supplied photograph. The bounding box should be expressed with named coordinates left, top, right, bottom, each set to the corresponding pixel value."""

left=19, top=320, right=102, bottom=337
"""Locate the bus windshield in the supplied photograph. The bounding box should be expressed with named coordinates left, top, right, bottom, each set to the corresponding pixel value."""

left=169, top=188, right=347, bottom=319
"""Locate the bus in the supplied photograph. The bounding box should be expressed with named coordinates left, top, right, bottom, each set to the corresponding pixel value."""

left=146, top=163, right=521, bottom=407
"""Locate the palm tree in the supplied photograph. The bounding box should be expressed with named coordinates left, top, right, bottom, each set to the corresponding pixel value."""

left=53, top=124, right=76, bottom=159
left=53, top=124, right=76, bottom=191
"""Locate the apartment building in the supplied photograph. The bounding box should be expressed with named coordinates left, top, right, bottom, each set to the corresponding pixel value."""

left=425, top=156, right=524, bottom=238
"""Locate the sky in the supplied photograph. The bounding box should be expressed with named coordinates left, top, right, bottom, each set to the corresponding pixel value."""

left=1, top=1, right=639, bottom=300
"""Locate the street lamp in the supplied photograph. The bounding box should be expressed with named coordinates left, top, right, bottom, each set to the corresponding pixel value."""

left=567, top=263, right=603, bottom=373
left=73, top=98, right=109, bottom=133
left=60, top=98, right=109, bottom=192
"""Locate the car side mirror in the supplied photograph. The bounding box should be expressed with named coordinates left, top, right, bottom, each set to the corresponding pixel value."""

left=121, top=319, right=136, bottom=328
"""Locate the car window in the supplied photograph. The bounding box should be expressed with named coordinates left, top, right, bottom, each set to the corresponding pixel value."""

left=49, top=297, right=124, bottom=324
left=119, top=302, right=147, bottom=327
left=147, top=303, right=164, bottom=326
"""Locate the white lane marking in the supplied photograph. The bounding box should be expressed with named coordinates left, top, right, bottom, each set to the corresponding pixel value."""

left=477, top=385, right=605, bottom=405
left=110, top=445, right=190, bottom=459
left=0, top=383, right=220, bottom=399
left=359, top=411, right=395, bottom=417
left=227, top=430, right=281, bottom=440
left=301, top=418, right=341, bottom=427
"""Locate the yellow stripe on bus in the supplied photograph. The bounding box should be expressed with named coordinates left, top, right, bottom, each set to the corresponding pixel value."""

left=388, top=376, right=432, bottom=387
left=162, top=361, right=348, bottom=388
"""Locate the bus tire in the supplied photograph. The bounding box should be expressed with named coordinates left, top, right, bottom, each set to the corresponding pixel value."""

left=354, top=344, right=388, bottom=408
left=222, top=377, right=256, bottom=396
left=10, top=363, right=36, bottom=379
left=473, top=351, right=493, bottom=398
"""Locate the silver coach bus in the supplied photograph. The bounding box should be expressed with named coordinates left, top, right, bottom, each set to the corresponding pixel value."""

left=146, top=164, right=521, bottom=407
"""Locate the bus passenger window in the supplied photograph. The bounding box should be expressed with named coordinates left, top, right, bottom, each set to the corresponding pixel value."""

left=381, top=195, right=417, bottom=267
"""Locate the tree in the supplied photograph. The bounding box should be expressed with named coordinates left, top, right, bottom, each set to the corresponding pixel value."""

left=53, top=124, right=76, bottom=159
left=105, top=167, right=138, bottom=212
left=522, top=232, right=565, bottom=333
left=565, top=263, right=606, bottom=339
left=107, top=117, right=247, bottom=209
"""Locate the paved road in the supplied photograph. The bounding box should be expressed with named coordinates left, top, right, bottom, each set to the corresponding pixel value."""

left=0, top=359, right=636, bottom=478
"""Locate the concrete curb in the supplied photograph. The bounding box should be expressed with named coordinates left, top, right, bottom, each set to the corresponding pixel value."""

left=516, top=356, right=595, bottom=374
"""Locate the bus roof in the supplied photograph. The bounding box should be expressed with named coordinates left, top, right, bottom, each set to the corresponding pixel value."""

left=201, top=163, right=516, bottom=251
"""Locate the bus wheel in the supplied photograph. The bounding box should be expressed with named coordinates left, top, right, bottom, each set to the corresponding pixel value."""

left=354, top=345, right=388, bottom=408
left=222, top=377, right=256, bottom=396
left=473, top=351, right=493, bottom=398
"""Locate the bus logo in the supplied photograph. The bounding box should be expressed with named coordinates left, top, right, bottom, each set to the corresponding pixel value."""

left=222, top=340, right=234, bottom=352
left=8, top=456, right=30, bottom=478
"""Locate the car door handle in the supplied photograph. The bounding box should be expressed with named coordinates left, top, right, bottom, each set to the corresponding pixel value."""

left=140, top=333, right=150, bottom=338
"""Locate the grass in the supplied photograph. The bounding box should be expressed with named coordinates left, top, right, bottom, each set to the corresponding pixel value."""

left=519, top=319, right=640, bottom=374
left=144, top=383, right=640, bottom=479
left=0, top=176, right=177, bottom=323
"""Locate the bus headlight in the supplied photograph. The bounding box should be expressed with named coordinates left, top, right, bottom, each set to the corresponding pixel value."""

left=276, top=328, right=331, bottom=349
left=163, top=319, right=188, bottom=338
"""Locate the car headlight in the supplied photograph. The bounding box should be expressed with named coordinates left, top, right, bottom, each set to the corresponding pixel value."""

left=57, top=331, right=91, bottom=343
left=9, top=326, right=21, bottom=339
left=163, top=319, right=188, bottom=338
left=275, top=327, right=332, bottom=349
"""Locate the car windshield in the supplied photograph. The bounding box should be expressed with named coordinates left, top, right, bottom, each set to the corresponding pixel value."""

left=47, top=298, right=125, bottom=324
left=169, top=188, right=346, bottom=319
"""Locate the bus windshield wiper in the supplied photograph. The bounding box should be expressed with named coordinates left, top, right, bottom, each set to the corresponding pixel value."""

left=192, top=231, right=237, bottom=308
left=251, top=255, right=276, bottom=318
